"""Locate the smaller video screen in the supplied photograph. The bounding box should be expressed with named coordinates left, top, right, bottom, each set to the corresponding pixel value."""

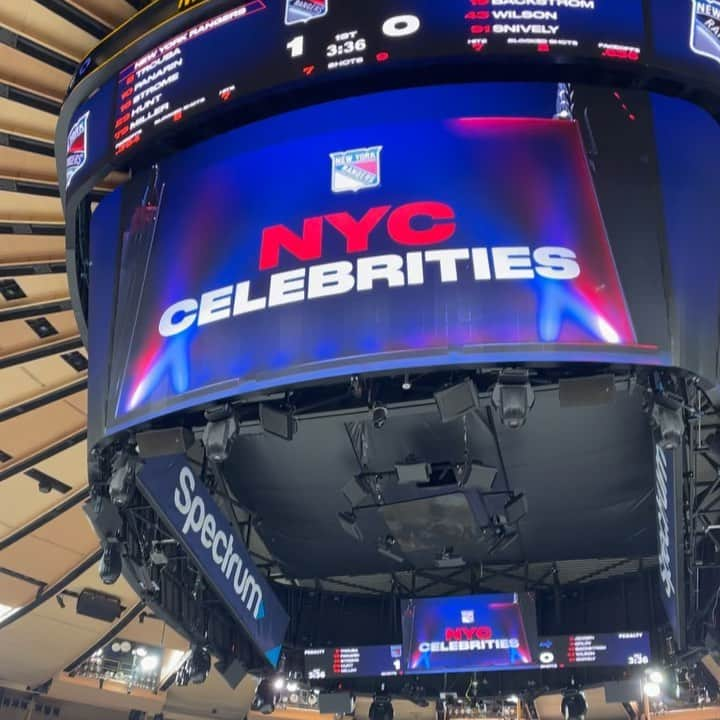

left=304, top=645, right=403, bottom=679
left=537, top=632, right=651, bottom=668
left=401, top=593, right=539, bottom=674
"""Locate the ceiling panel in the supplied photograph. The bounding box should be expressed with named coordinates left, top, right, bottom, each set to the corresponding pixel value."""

left=0, top=533, right=90, bottom=583
left=0, top=190, right=64, bottom=224
left=0, top=565, right=38, bottom=606
left=0, top=274, right=69, bottom=308
left=0, top=365, right=45, bottom=410
left=0, top=235, right=65, bottom=263
left=0, top=393, right=86, bottom=460
left=0, top=97, right=57, bottom=143
left=0, top=603, right=105, bottom=686
left=0, top=44, right=70, bottom=101
left=0, top=1, right=97, bottom=60
left=16, top=352, right=87, bottom=389
left=0, top=311, right=78, bottom=356
left=67, top=0, right=135, bottom=29
left=0, top=146, right=58, bottom=185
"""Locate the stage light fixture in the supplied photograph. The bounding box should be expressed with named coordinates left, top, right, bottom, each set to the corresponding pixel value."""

left=109, top=452, right=141, bottom=508
left=652, top=399, right=684, bottom=449
left=377, top=536, right=404, bottom=563
left=202, top=410, right=238, bottom=462
left=648, top=670, right=663, bottom=684
left=99, top=543, right=122, bottom=585
left=273, top=676, right=285, bottom=692
left=402, top=374, right=412, bottom=391
left=187, top=646, right=211, bottom=685
left=253, top=679, right=276, bottom=715
left=491, top=370, right=534, bottom=429
left=644, top=682, right=661, bottom=698
left=434, top=379, right=480, bottom=423
left=337, top=512, right=363, bottom=542
left=372, top=404, right=388, bottom=429
left=369, top=687, right=394, bottom=720
left=141, top=655, right=159, bottom=673
left=260, top=404, right=296, bottom=441
left=395, top=461, right=431, bottom=486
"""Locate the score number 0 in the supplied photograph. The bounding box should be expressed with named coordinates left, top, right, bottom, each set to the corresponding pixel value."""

left=287, top=15, right=421, bottom=58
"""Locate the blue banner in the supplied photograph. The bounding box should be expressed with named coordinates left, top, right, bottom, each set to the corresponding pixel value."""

left=655, top=444, right=686, bottom=649
left=137, top=455, right=288, bottom=665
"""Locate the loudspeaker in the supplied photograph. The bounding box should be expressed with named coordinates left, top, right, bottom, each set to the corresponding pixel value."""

left=559, top=374, right=615, bottom=407
left=259, top=404, right=295, bottom=440
left=214, top=658, right=247, bottom=690
left=83, top=496, right=122, bottom=541
left=76, top=588, right=123, bottom=622
left=318, top=692, right=354, bottom=715
left=136, top=427, right=194, bottom=458
left=603, top=679, right=641, bottom=703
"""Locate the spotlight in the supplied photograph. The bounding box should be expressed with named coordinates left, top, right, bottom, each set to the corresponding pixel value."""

left=38, top=478, right=53, bottom=494
left=402, top=374, right=412, bottom=391
left=369, top=686, right=393, bottom=720
left=372, top=404, right=388, bottom=429
left=99, top=544, right=122, bottom=585
left=434, top=379, right=480, bottom=423
left=377, top=535, right=403, bottom=563
left=648, top=670, right=663, bottom=685
left=109, top=452, right=140, bottom=507
left=491, top=370, right=534, bottom=429
left=644, top=682, right=661, bottom=698
left=652, top=399, right=684, bottom=449
left=141, top=655, right=159, bottom=673
left=202, top=408, right=238, bottom=462
left=253, top=679, right=276, bottom=715
left=187, top=647, right=211, bottom=684
left=561, top=683, right=588, bottom=720
left=273, top=676, right=285, bottom=692
left=286, top=681, right=299, bottom=693
left=337, top=512, right=363, bottom=542
left=260, top=403, right=296, bottom=441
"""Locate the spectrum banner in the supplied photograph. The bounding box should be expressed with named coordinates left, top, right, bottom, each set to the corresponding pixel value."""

left=136, top=455, right=288, bottom=665
left=90, top=83, right=670, bottom=432
left=401, top=593, right=538, bottom=673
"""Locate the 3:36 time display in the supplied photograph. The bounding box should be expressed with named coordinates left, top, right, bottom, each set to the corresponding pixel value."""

left=326, top=31, right=367, bottom=58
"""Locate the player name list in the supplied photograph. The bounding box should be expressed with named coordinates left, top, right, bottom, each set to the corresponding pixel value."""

left=464, top=0, right=640, bottom=59
left=567, top=635, right=609, bottom=663
left=113, top=2, right=265, bottom=155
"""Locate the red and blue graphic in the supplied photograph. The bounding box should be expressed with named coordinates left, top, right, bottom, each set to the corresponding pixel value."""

left=285, top=0, right=327, bottom=25
left=331, top=146, right=383, bottom=193
left=66, top=111, right=89, bottom=188
left=401, top=593, right=537, bottom=673
left=691, top=0, right=720, bottom=63
left=88, top=83, right=670, bottom=432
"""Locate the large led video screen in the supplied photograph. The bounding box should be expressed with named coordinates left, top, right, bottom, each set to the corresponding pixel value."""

left=89, top=81, right=690, bottom=434
left=401, top=593, right=539, bottom=673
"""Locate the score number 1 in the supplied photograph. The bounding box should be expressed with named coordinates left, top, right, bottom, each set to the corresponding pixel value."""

left=286, top=14, right=421, bottom=59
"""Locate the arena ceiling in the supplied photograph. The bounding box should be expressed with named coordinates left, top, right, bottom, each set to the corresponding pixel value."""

left=0, top=2, right=659, bottom=718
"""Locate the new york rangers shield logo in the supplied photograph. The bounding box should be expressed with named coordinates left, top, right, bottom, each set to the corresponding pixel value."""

left=285, top=0, right=328, bottom=25
left=66, top=111, right=89, bottom=188
left=691, top=0, right=720, bottom=64
left=330, top=146, right=383, bottom=193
